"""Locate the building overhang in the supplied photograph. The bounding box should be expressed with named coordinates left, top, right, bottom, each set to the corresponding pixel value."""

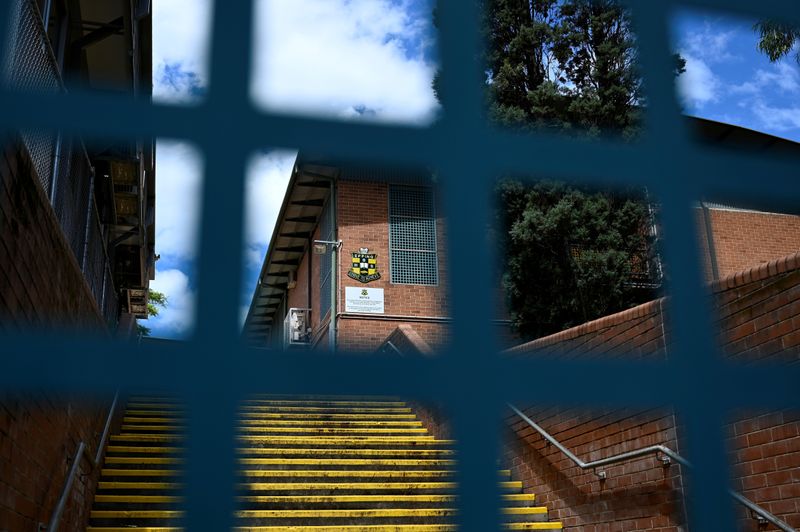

left=242, top=157, right=339, bottom=344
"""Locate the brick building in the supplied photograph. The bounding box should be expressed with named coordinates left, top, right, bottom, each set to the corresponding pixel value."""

left=243, top=157, right=450, bottom=353
left=1, top=0, right=156, bottom=334
left=500, top=124, right=800, bottom=529
left=0, top=0, right=154, bottom=529
left=242, top=121, right=800, bottom=531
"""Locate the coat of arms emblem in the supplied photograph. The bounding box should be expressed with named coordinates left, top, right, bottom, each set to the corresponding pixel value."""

left=348, top=248, right=381, bottom=283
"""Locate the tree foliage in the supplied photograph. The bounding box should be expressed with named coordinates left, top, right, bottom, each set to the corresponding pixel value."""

left=755, top=20, right=800, bottom=64
left=476, top=1, right=664, bottom=338
left=497, top=181, right=653, bottom=339
left=137, top=289, right=168, bottom=337
left=482, top=0, right=647, bottom=137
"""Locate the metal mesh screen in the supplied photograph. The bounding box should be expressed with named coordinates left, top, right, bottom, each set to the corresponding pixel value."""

left=51, top=136, right=91, bottom=265
left=2, top=0, right=115, bottom=328
left=84, top=206, right=118, bottom=327
left=389, top=184, right=438, bottom=285
left=1, top=0, right=799, bottom=531
left=4, top=0, right=62, bottom=196
left=319, top=198, right=333, bottom=319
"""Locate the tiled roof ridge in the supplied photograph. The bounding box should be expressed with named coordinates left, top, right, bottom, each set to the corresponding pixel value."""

left=709, top=251, right=800, bottom=294
left=505, top=299, right=664, bottom=354
left=506, top=250, right=800, bottom=354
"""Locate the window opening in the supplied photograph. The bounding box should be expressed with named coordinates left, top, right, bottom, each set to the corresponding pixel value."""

left=389, top=184, right=438, bottom=285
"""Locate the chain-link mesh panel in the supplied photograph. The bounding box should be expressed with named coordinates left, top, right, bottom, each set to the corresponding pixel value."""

left=2, top=0, right=117, bottom=327
left=4, top=0, right=63, bottom=196
left=51, top=136, right=92, bottom=266
left=389, top=184, right=438, bottom=285
left=83, top=207, right=118, bottom=329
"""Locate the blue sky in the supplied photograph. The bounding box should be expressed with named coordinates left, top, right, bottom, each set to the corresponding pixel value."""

left=143, top=1, right=799, bottom=339
left=145, top=0, right=438, bottom=339
left=672, top=9, right=800, bottom=142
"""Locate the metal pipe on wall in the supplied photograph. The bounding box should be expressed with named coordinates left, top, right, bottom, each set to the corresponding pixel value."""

left=328, top=179, right=338, bottom=352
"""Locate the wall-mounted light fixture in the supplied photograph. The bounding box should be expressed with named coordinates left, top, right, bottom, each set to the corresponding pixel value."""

left=313, top=240, right=341, bottom=255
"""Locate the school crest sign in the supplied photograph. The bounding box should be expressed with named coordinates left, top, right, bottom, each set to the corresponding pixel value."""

left=348, top=248, right=381, bottom=283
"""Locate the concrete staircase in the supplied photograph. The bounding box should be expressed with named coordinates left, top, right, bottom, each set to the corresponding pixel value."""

left=87, top=396, right=184, bottom=530
left=86, top=396, right=563, bottom=531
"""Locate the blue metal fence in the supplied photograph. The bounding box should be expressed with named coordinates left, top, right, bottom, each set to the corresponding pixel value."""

left=0, top=1, right=799, bottom=531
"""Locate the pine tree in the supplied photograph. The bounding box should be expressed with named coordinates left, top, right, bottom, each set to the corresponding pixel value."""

left=477, top=0, right=666, bottom=339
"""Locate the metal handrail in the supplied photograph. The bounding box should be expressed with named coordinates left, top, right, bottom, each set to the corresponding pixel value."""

left=509, top=403, right=797, bottom=532
left=45, top=392, right=119, bottom=532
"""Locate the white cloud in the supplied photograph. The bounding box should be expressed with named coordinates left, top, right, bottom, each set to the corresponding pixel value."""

left=681, top=22, right=738, bottom=64
left=251, top=0, right=439, bottom=125
left=732, top=61, right=800, bottom=95
left=751, top=99, right=800, bottom=132
left=678, top=52, right=720, bottom=108
left=152, top=0, right=213, bottom=103
left=146, top=268, right=196, bottom=337
left=155, top=140, right=203, bottom=260
left=245, top=150, right=297, bottom=268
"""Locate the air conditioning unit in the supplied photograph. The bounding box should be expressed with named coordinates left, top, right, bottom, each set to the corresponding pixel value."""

left=283, top=308, right=311, bottom=348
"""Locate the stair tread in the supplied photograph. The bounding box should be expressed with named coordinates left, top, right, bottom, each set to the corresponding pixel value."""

left=89, top=398, right=559, bottom=531
left=88, top=527, right=563, bottom=532
left=237, top=448, right=455, bottom=456
left=239, top=458, right=456, bottom=466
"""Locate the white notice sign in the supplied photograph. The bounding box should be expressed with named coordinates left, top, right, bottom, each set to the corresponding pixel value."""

left=345, top=287, right=385, bottom=314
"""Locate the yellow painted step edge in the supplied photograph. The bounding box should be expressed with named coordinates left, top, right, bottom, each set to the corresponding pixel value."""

left=238, top=458, right=456, bottom=466
left=231, top=508, right=548, bottom=518
left=87, top=526, right=563, bottom=532
left=101, top=469, right=179, bottom=477
left=504, top=525, right=564, bottom=531
left=86, top=526, right=184, bottom=532
left=238, top=470, right=456, bottom=478
left=238, top=481, right=523, bottom=490
left=241, top=407, right=412, bottom=413
left=240, top=413, right=417, bottom=420
left=239, top=482, right=458, bottom=491
left=239, top=420, right=424, bottom=426
left=91, top=511, right=182, bottom=519
left=237, top=436, right=444, bottom=443
left=104, top=457, right=183, bottom=465
left=92, top=494, right=536, bottom=504
left=236, top=448, right=454, bottom=456
left=94, top=495, right=183, bottom=503
left=106, top=446, right=183, bottom=454
left=239, top=427, right=429, bottom=434
left=97, top=482, right=182, bottom=490
left=242, top=401, right=407, bottom=407
left=234, top=494, right=536, bottom=503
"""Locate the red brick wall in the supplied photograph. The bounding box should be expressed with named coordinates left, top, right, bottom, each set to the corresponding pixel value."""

left=409, top=400, right=452, bottom=441
left=504, top=253, right=800, bottom=530
left=696, top=207, right=800, bottom=282
left=337, top=318, right=449, bottom=352
left=726, top=410, right=800, bottom=531
left=504, top=302, right=686, bottom=531
left=0, top=394, right=109, bottom=531
left=713, top=255, right=800, bottom=530
left=0, top=140, right=105, bottom=333
left=334, top=179, right=450, bottom=352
